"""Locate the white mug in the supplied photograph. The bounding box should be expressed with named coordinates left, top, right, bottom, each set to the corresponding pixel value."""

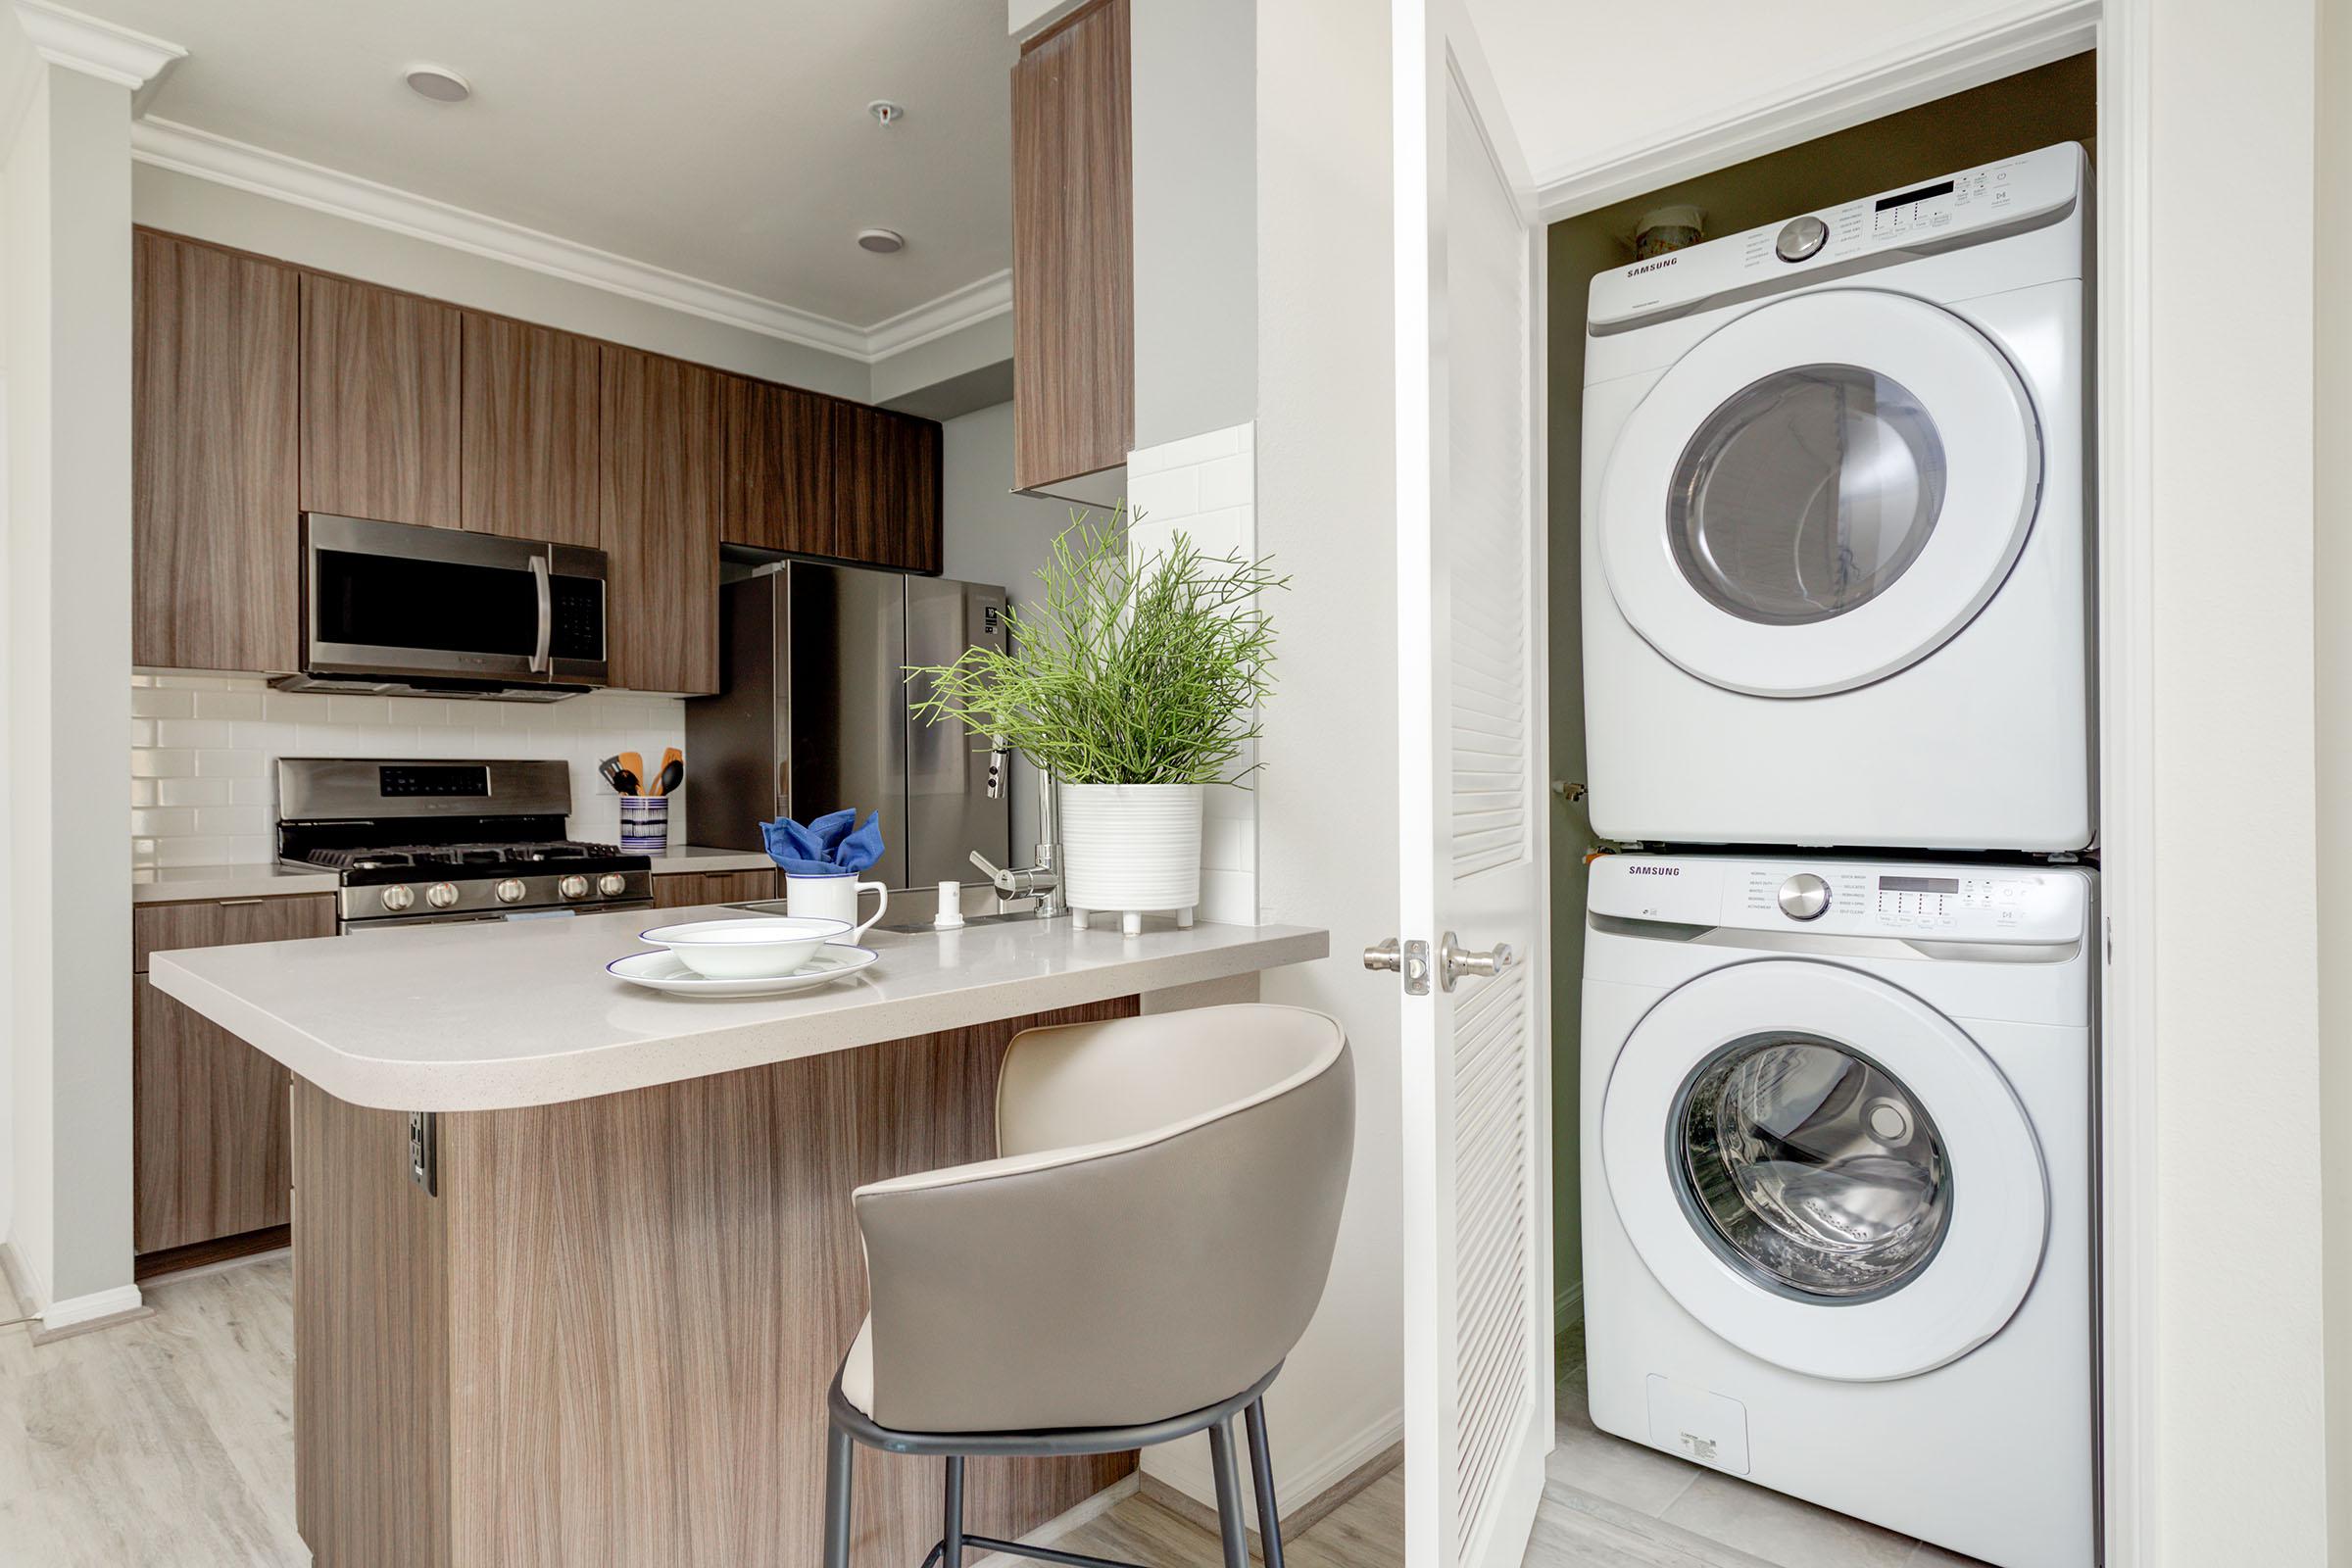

left=785, top=872, right=888, bottom=943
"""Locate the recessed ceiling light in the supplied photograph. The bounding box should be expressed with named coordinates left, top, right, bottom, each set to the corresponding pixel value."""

left=405, top=65, right=471, bottom=104
left=858, top=227, right=906, bottom=255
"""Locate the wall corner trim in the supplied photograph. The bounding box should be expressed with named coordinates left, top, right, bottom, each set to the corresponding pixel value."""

left=11, top=0, right=183, bottom=97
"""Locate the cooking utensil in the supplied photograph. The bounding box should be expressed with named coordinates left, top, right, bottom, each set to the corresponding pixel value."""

left=654, top=757, right=684, bottom=797
left=619, top=751, right=645, bottom=797
left=599, top=756, right=630, bottom=794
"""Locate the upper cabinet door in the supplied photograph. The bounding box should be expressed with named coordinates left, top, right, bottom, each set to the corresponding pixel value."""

left=1011, top=0, right=1133, bottom=492
left=839, top=406, right=944, bottom=574
left=721, top=374, right=837, bottom=556
left=132, top=230, right=301, bottom=673
left=300, top=272, right=461, bottom=527
left=601, top=347, right=721, bottom=694
left=461, top=313, right=602, bottom=546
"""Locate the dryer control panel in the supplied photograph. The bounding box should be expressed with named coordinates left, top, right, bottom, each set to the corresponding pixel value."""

left=1589, top=854, right=2089, bottom=944
left=1588, top=141, right=2083, bottom=330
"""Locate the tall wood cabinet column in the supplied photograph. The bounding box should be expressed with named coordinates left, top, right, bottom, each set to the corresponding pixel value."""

left=601, top=347, right=721, bottom=695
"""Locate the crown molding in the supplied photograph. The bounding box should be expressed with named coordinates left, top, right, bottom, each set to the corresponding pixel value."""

left=864, top=270, right=1011, bottom=361
left=12, top=1, right=182, bottom=103
left=130, top=116, right=1014, bottom=368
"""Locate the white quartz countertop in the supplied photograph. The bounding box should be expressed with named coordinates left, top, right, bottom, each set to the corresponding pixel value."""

left=132, top=863, right=341, bottom=904
left=148, top=908, right=1328, bottom=1113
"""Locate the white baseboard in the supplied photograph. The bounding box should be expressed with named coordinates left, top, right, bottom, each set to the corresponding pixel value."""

left=0, top=1234, right=47, bottom=1320
left=1141, top=1406, right=1404, bottom=1519
left=967, top=1471, right=1142, bottom=1568
left=36, top=1283, right=146, bottom=1338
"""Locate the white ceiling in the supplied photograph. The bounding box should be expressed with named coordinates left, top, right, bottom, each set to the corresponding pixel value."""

left=76, top=0, right=1019, bottom=333
left=1463, top=0, right=2068, bottom=191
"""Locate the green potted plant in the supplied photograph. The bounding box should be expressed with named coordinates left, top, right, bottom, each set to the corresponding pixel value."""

left=906, top=507, right=1285, bottom=929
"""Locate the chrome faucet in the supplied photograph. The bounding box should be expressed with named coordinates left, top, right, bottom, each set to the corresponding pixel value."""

left=970, top=746, right=1063, bottom=918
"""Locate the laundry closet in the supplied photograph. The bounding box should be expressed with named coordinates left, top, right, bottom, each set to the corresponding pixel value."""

left=1544, top=53, right=2100, bottom=1568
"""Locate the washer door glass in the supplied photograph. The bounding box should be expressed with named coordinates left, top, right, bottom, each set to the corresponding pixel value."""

left=1676, top=1033, right=1950, bottom=1301
left=1668, top=366, right=1946, bottom=626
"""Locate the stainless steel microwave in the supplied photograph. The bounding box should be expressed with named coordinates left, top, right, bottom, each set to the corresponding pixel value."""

left=280, top=514, right=609, bottom=702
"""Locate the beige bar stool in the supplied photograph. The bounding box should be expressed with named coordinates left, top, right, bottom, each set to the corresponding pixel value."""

left=822, top=1004, right=1356, bottom=1568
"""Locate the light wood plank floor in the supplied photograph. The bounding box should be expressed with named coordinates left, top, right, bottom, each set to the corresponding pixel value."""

left=0, top=1259, right=1985, bottom=1568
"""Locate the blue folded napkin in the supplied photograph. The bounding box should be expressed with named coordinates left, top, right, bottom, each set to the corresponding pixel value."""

left=761, top=809, right=886, bottom=878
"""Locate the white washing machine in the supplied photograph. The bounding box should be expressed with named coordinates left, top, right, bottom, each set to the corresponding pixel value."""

left=1580, top=853, right=2096, bottom=1568
left=1582, top=143, right=2092, bottom=852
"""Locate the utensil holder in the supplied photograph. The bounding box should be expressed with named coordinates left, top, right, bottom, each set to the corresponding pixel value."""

left=619, top=796, right=669, bottom=855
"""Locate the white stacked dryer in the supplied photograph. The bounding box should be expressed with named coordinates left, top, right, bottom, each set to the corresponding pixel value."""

left=1581, top=142, right=2092, bottom=852
left=1575, top=145, right=2100, bottom=1568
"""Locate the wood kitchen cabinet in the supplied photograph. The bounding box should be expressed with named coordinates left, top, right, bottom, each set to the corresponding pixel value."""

left=840, top=404, right=945, bottom=574
left=600, top=346, right=722, bottom=694
left=131, top=893, right=336, bottom=1260
left=651, top=868, right=781, bottom=908
left=132, top=229, right=303, bottom=674
left=461, top=312, right=602, bottom=546
left=1010, top=0, right=1133, bottom=493
left=721, top=373, right=837, bottom=556
left=300, top=271, right=463, bottom=527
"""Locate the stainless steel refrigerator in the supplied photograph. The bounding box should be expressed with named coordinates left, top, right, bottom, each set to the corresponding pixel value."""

left=685, top=563, right=1010, bottom=892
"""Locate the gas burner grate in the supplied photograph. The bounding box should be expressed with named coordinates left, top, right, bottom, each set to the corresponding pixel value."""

left=301, top=840, right=626, bottom=872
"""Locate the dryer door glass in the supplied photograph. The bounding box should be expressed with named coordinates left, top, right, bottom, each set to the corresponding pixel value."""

left=1668, top=365, right=1946, bottom=625
left=1675, top=1033, right=1950, bottom=1301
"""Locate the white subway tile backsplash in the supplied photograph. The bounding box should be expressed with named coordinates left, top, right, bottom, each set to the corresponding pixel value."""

left=128, top=674, right=689, bottom=865
left=1127, top=420, right=1259, bottom=926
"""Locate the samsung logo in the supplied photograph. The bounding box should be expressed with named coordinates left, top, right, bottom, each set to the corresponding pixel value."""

left=1626, top=256, right=1680, bottom=277
left=1629, top=864, right=1681, bottom=877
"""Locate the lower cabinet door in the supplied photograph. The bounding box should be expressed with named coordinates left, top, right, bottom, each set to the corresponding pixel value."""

left=133, top=977, right=292, bottom=1254
left=652, top=868, right=781, bottom=908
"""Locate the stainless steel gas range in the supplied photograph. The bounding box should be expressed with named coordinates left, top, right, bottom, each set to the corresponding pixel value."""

left=276, top=758, right=654, bottom=931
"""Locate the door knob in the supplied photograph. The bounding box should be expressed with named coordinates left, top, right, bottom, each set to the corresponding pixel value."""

left=1439, top=931, right=1516, bottom=991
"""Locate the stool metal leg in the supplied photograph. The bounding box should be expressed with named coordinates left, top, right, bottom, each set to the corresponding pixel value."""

left=943, top=1454, right=967, bottom=1567
left=1244, top=1397, right=1286, bottom=1568
left=823, top=1420, right=855, bottom=1568
left=1207, top=1418, right=1250, bottom=1568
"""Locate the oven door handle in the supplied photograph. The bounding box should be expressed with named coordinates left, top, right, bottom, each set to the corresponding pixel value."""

left=529, top=555, right=554, bottom=676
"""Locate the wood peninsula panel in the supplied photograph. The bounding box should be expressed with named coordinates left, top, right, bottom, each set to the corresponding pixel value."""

left=301, top=272, right=463, bottom=527
left=651, top=869, right=780, bottom=908
left=294, top=1000, right=1138, bottom=1566
left=292, top=1078, right=453, bottom=1568
left=1010, top=0, right=1134, bottom=492
left=722, top=374, right=837, bottom=556
left=461, top=313, right=602, bottom=545
left=133, top=979, right=292, bottom=1253
left=131, top=229, right=302, bottom=673
left=839, top=405, right=944, bottom=574
left=601, top=347, right=721, bottom=694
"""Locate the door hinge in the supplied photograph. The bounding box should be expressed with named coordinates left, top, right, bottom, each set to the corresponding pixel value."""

left=408, top=1111, right=438, bottom=1196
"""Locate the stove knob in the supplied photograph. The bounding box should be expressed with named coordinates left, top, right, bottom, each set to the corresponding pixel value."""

left=558, top=874, right=590, bottom=901
left=1777, top=872, right=1832, bottom=921
left=494, top=877, right=527, bottom=905
left=598, top=873, right=627, bottom=898
left=425, top=882, right=461, bottom=910
left=379, top=885, right=416, bottom=913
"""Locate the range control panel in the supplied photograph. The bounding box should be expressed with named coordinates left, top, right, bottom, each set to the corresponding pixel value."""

left=1588, top=141, right=2082, bottom=329
left=1589, top=855, right=2088, bottom=945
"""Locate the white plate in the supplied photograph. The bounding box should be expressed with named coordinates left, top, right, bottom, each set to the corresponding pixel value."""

left=607, top=943, right=879, bottom=996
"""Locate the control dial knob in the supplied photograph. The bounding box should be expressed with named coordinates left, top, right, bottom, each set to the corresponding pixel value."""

left=494, top=878, right=527, bottom=905
left=1777, top=872, right=1832, bottom=921
left=1775, top=214, right=1829, bottom=263
left=425, top=881, right=461, bottom=910
left=558, top=874, right=590, bottom=901
left=379, top=885, right=416, bottom=913
left=597, top=872, right=627, bottom=898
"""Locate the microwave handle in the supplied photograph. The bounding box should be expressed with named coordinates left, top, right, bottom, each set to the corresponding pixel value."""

left=529, top=555, right=553, bottom=675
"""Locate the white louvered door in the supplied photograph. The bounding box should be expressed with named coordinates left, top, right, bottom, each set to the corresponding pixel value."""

left=1391, top=5, right=1551, bottom=1567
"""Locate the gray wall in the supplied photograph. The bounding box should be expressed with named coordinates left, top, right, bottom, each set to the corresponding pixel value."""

left=939, top=400, right=1095, bottom=855
left=1131, top=0, right=1255, bottom=447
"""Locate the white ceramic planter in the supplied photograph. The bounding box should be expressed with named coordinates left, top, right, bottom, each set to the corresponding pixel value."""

left=1058, top=782, right=1204, bottom=934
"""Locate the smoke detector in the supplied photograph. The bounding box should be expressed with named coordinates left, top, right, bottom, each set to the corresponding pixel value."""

left=405, top=65, right=471, bottom=104
left=867, top=100, right=905, bottom=127
left=857, top=228, right=906, bottom=255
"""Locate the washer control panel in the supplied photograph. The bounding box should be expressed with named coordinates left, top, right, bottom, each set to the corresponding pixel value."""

left=1589, top=855, right=2088, bottom=944
left=1589, top=141, right=2082, bottom=328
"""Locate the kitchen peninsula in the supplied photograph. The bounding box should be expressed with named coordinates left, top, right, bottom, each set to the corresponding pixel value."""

left=150, top=908, right=1327, bottom=1568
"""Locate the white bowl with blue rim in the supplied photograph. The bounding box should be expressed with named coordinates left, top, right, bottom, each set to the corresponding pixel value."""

left=638, top=914, right=850, bottom=980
